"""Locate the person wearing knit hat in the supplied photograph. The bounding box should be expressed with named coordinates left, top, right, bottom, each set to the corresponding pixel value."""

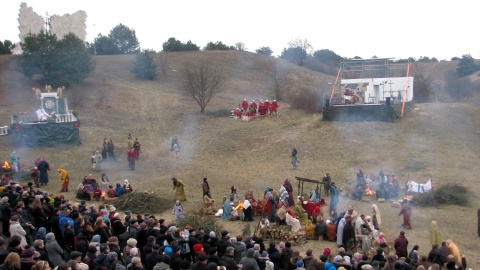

left=193, top=243, right=205, bottom=254
left=323, top=248, right=331, bottom=256
left=107, top=252, right=118, bottom=261
left=295, top=260, right=305, bottom=269
left=265, top=260, right=274, bottom=270
left=164, top=246, right=172, bottom=255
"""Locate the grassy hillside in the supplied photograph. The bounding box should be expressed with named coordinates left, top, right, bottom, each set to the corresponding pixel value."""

left=0, top=53, right=479, bottom=264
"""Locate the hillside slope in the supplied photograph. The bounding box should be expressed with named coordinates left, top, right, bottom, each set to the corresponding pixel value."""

left=1, top=53, right=479, bottom=264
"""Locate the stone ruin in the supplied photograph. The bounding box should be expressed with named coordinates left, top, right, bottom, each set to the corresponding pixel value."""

left=17, top=2, right=87, bottom=43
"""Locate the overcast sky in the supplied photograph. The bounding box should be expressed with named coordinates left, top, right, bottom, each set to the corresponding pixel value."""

left=2, top=0, right=478, bottom=60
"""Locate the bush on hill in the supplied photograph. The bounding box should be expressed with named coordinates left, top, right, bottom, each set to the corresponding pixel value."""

left=414, top=183, right=469, bottom=207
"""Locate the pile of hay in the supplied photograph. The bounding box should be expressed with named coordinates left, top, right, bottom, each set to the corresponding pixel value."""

left=414, top=184, right=469, bottom=206
left=116, top=191, right=171, bottom=214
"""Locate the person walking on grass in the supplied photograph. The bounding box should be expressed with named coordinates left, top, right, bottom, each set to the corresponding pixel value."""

left=290, top=148, right=298, bottom=170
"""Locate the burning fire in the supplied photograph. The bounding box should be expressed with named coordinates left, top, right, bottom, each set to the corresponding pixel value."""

left=365, top=187, right=376, bottom=196
left=235, top=202, right=243, bottom=210
left=1, top=161, right=10, bottom=170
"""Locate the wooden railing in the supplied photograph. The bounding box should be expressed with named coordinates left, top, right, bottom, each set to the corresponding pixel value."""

left=56, top=114, right=77, bottom=123
left=0, top=126, right=8, bottom=136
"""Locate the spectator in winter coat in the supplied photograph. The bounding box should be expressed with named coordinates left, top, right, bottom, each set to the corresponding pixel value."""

left=239, top=249, right=259, bottom=270
left=45, top=233, right=64, bottom=267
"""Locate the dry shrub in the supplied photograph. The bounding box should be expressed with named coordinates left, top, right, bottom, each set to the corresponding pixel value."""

left=116, top=191, right=171, bottom=214
left=176, top=211, right=221, bottom=234
left=414, top=183, right=469, bottom=207
left=287, top=87, right=318, bottom=112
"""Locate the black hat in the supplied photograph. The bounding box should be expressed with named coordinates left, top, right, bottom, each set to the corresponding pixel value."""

left=196, top=254, right=208, bottom=261
left=152, top=244, right=160, bottom=250
left=221, top=230, right=229, bottom=237
left=129, top=219, right=137, bottom=225
left=124, top=210, right=131, bottom=215
left=70, top=251, right=83, bottom=259
left=172, top=245, right=180, bottom=253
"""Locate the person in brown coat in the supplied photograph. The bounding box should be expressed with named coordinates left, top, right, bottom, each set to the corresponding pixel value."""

left=302, top=250, right=323, bottom=270
left=393, top=231, right=409, bottom=258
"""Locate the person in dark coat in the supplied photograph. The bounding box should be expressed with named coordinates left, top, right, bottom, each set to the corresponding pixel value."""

left=76, top=233, right=89, bottom=258
left=393, top=231, right=409, bottom=258
left=37, top=158, right=50, bottom=185
left=342, top=216, right=356, bottom=252
left=266, top=243, right=281, bottom=270
left=216, top=231, right=231, bottom=259
left=283, top=179, right=294, bottom=207
left=191, top=254, right=208, bottom=270
left=302, top=250, right=322, bottom=270
left=145, top=244, right=163, bottom=270
left=220, top=247, right=237, bottom=270
left=0, top=197, right=12, bottom=237
left=280, top=242, right=293, bottom=270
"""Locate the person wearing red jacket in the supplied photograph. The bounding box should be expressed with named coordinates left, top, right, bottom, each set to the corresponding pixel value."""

left=264, top=99, right=271, bottom=114
left=234, top=107, right=242, bottom=118
left=241, top=99, right=249, bottom=112
left=258, top=100, right=267, bottom=115
left=250, top=100, right=257, bottom=114
left=127, top=149, right=135, bottom=170
left=270, top=100, right=279, bottom=116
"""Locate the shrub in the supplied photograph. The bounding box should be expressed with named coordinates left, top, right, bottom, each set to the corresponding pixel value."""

left=176, top=213, right=221, bottom=234
left=414, top=184, right=469, bottom=207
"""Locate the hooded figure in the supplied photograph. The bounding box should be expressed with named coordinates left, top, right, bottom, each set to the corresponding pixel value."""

left=429, top=221, right=441, bottom=246
left=283, top=179, right=294, bottom=207
left=171, top=178, right=186, bottom=201
left=58, top=168, right=70, bottom=192
left=173, top=200, right=184, bottom=222
left=221, top=200, right=232, bottom=220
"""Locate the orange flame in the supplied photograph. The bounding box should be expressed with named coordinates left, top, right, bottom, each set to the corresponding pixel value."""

left=1, top=161, right=10, bottom=170
left=365, top=187, right=376, bottom=196
left=235, top=202, right=244, bottom=210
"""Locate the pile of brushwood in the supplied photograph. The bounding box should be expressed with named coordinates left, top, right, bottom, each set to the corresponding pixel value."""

left=176, top=211, right=220, bottom=234
left=116, top=191, right=171, bottom=214
left=414, top=183, right=469, bottom=207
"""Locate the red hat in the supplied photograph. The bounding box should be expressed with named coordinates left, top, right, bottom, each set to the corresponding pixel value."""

left=137, top=214, right=143, bottom=219
left=323, top=248, right=331, bottom=256
left=185, top=225, right=192, bottom=230
left=193, top=243, right=205, bottom=254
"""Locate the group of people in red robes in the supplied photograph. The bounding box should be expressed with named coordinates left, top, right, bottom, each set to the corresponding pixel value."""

left=233, top=98, right=279, bottom=118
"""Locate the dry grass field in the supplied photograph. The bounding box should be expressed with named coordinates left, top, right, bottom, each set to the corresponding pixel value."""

left=0, top=52, right=479, bottom=265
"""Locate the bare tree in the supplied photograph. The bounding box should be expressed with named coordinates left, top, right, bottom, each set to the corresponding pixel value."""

left=235, top=41, right=247, bottom=51
left=288, top=38, right=313, bottom=53
left=270, top=63, right=291, bottom=101
left=182, top=61, right=226, bottom=112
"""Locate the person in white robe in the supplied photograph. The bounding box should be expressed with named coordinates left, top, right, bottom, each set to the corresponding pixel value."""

left=286, top=209, right=301, bottom=232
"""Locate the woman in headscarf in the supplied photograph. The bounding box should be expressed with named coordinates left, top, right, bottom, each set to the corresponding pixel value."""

left=446, top=239, right=461, bottom=265
left=294, top=197, right=308, bottom=225
left=221, top=200, right=232, bottom=220
left=430, top=221, right=441, bottom=247
left=264, top=188, right=277, bottom=222
left=371, top=204, right=381, bottom=230
left=171, top=178, right=186, bottom=201
left=285, top=209, right=301, bottom=232
left=230, top=186, right=239, bottom=205
left=283, top=179, right=294, bottom=207
left=373, top=232, right=389, bottom=254
left=57, top=168, right=70, bottom=192
left=242, top=199, right=254, bottom=221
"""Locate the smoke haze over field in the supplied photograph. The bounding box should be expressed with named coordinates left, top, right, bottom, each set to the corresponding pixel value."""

left=1, top=0, right=479, bottom=60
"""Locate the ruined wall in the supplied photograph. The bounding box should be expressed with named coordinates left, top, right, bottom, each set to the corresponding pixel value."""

left=18, top=2, right=87, bottom=42
left=18, top=2, right=45, bottom=42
